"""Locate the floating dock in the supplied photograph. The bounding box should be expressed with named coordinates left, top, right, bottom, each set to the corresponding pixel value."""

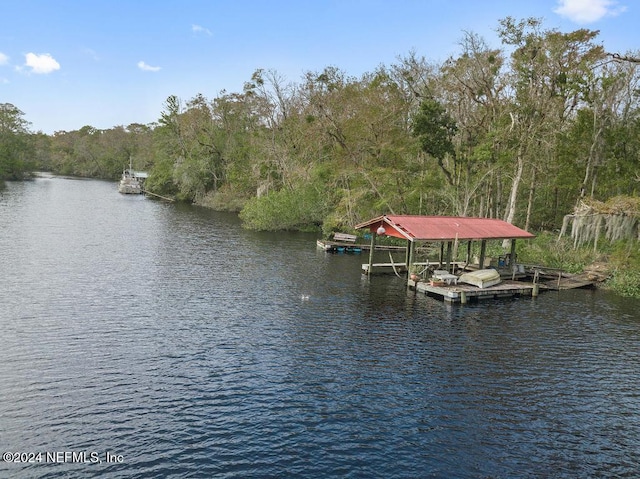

left=409, top=278, right=539, bottom=303
left=407, top=269, right=595, bottom=303
left=317, top=240, right=405, bottom=253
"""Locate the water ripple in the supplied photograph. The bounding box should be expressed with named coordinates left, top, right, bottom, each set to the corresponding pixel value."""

left=1, top=178, right=640, bottom=478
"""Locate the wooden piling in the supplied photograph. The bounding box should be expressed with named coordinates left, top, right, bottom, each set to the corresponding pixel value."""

left=460, top=291, right=467, bottom=304
left=367, top=233, right=376, bottom=277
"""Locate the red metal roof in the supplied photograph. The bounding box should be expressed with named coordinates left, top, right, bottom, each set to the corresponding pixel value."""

left=355, top=215, right=535, bottom=241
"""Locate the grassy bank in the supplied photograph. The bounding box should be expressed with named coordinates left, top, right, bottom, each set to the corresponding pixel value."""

left=517, top=232, right=640, bottom=298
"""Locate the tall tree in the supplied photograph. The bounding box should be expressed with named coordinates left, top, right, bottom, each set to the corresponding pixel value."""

left=496, top=17, right=605, bottom=229
left=437, top=31, right=506, bottom=216
left=0, top=103, right=33, bottom=179
left=575, top=57, right=640, bottom=201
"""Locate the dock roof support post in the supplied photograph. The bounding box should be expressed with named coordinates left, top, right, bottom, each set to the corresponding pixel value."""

left=460, top=290, right=467, bottom=304
left=367, top=232, right=376, bottom=276
left=445, top=241, right=453, bottom=272
left=404, top=238, right=411, bottom=266
left=479, top=239, right=487, bottom=269
left=509, top=239, right=517, bottom=267
left=407, top=239, right=415, bottom=281
left=466, top=241, right=472, bottom=267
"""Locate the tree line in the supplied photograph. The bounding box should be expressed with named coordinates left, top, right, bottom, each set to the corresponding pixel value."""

left=3, top=17, right=639, bottom=234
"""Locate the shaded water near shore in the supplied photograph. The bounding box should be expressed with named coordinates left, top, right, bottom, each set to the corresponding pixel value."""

left=1, top=176, right=639, bottom=478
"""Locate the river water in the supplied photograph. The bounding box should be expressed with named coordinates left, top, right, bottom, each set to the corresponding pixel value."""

left=1, top=175, right=639, bottom=478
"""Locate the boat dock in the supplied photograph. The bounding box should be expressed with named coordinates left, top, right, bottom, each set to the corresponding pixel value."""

left=316, top=239, right=405, bottom=253
left=407, top=267, right=596, bottom=303
left=347, top=215, right=598, bottom=304
left=537, top=272, right=597, bottom=291
left=410, top=278, right=540, bottom=304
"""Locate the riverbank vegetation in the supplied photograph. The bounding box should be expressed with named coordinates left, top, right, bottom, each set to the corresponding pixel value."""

left=2, top=17, right=639, bottom=296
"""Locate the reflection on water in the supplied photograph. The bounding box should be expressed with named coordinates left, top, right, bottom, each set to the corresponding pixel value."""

left=1, top=176, right=639, bottom=478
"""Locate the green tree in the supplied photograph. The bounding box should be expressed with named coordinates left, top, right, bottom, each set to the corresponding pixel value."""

left=0, top=103, right=34, bottom=179
left=437, top=31, right=507, bottom=218
left=412, top=97, right=457, bottom=183
left=496, top=17, right=605, bottom=230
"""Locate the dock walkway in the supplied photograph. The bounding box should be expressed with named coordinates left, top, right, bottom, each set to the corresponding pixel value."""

left=317, top=240, right=405, bottom=253
left=408, top=269, right=596, bottom=303
left=539, top=273, right=596, bottom=290
left=410, top=279, right=539, bottom=303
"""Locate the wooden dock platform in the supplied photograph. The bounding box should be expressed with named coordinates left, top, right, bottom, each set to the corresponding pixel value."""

left=539, top=273, right=596, bottom=290
left=521, top=266, right=597, bottom=291
left=317, top=240, right=405, bottom=253
left=410, top=279, right=539, bottom=303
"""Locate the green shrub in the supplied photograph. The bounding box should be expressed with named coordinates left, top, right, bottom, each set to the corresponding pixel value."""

left=606, top=270, right=640, bottom=298
left=145, top=155, right=179, bottom=197
left=239, top=185, right=327, bottom=231
left=517, top=232, right=597, bottom=273
left=608, top=239, right=640, bottom=270
left=197, top=185, right=248, bottom=212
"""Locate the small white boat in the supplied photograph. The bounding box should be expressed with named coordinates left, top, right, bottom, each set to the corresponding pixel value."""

left=458, top=269, right=502, bottom=288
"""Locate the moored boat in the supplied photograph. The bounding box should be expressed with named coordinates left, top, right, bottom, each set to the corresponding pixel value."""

left=118, top=169, right=142, bottom=194
left=118, top=158, right=147, bottom=194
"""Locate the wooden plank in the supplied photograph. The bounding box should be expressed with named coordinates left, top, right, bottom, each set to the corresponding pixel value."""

left=333, top=232, right=357, bottom=243
left=144, top=190, right=175, bottom=202
left=542, top=277, right=595, bottom=290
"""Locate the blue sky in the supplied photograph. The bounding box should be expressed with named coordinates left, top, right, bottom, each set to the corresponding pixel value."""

left=1, top=0, right=637, bottom=134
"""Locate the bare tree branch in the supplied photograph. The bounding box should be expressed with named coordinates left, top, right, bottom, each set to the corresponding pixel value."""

left=608, top=52, right=640, bottom=63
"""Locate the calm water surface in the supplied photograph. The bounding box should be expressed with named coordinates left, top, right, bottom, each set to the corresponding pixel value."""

left=1, top=176, right=639, bottom=478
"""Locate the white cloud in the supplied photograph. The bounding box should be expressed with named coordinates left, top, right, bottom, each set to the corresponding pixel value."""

left=192, top=24, right=212, bottom=36
left=24, top=52, right=61, bottom=74
left=0, top=52, right=9, bottom=65
left=137, top=61, right=161, bottom=72
left=554, top=0, right=627, bottom=24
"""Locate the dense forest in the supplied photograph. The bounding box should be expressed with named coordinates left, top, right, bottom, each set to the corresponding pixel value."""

left=2, top=18, right=639, bottom=294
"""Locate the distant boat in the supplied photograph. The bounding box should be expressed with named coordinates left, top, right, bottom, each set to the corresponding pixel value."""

left=118, top=159, right=147, bottom=195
